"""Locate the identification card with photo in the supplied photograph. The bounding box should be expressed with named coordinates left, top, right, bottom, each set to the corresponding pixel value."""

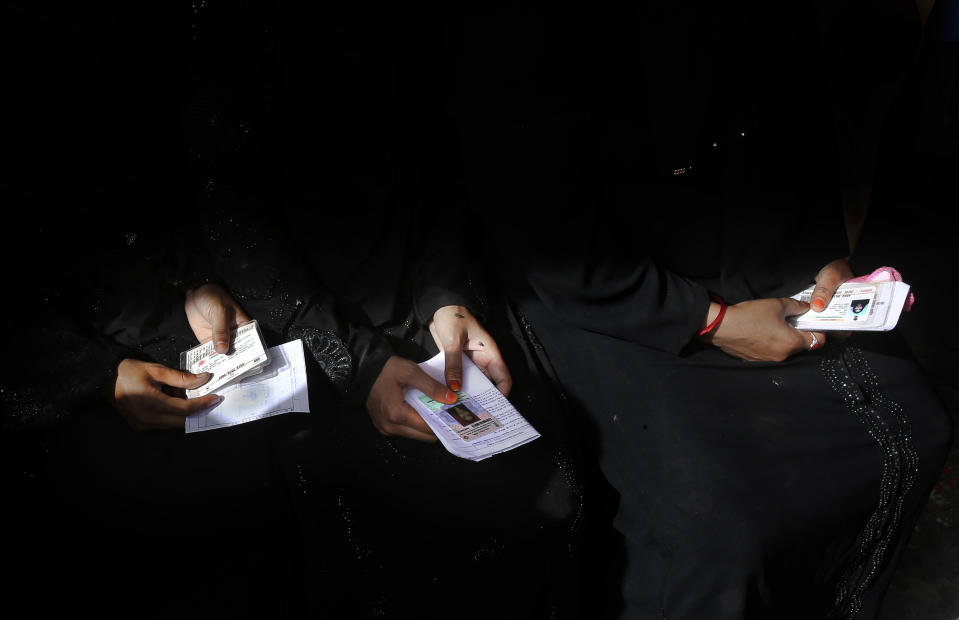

left=416, top=390, right=503, bottom=442
left=179, top=320, right=271, bottom=399
left=789, top=280, right=911, bottom=332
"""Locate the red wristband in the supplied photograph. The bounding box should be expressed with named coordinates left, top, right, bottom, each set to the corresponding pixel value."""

left=698, top=294, right=727, bottom=336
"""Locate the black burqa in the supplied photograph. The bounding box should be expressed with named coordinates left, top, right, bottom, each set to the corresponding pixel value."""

left=444, top=2, right=953, bottom=618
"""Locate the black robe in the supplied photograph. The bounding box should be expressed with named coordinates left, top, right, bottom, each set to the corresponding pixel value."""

left=1, top=3, right=588, bottom=618
left=444, top=1, right=953, bottom=618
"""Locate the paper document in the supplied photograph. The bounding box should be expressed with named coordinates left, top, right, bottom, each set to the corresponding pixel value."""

left=789, top=280, right=911, bottom=331
left=185, top=339, right=309, bottom=433
left=404, top=352, right=540, bottom=461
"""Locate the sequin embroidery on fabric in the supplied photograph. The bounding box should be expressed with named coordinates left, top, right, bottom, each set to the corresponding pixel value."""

left=287, top=326, right=352, bottom=393
left=821, top=345, right=919, bottom=619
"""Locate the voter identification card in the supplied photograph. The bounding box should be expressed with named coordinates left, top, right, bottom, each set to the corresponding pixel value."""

left=416, top=390, right=503, bottom=442
left=179, top=320, right=271, bottom=398
left=789, top=280, right=911, bottom=332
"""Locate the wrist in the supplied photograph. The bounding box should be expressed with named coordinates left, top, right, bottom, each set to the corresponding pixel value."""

left=697, top=295, right=727, bottom=341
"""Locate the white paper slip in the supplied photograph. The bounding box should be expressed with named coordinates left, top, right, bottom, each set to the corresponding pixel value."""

left=185, top=339, right=309, bottom=433
left=789, top=280, right=911, bottom=332
left=180, top=320, right=270, bottom=398
left=404, top=352, right=540, bottom=462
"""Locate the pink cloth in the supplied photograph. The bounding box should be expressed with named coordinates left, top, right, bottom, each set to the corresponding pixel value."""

left=847, top=266, right=915, bottom=311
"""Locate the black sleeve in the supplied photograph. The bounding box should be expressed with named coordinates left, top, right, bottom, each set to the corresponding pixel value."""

left=409, top=123, right=491, bottom=327
left=0, top=1, right=189, bottom=432
left=454, top=113, right=713, bottom=355
left=2, top=303, right=136, bottom=434
left=522, top=252, right=712, bottom=354
left=188, top=206, right=395, bottom=407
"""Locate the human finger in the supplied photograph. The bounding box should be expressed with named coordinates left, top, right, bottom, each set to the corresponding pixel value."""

left=150, top=365, right=213, bottom=390
left=809, top=282, right=838, bottom=313
left=811, top=260, right=853, bottom=312
left=781, top=298, right=812, bottom=318
left=468, top=345, right=513, bottom=396
left=403, top=365, right=458, bottom=405
left=154, top=391, right=222, bottom=417
left=231, top=300, right=252, bottom=325
left=443, top=345, right=464, bottom=392
left=485, top=357, right=512, bottom=396
left=211, top=299, right=233, bottom=354
left=806, top=330, right=827, bottom=352
left=382, top=403, right=437, bottom=441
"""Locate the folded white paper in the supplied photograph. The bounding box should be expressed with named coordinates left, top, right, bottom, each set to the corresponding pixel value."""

left=404, top=352, right=540, bottom=461
left=185, top=339, right=309, bottom=433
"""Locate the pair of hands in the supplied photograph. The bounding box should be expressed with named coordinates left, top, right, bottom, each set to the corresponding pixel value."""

left=366, top=259, right=854, bottom=438
left=112, top=284, right=513, bottom=440
left=700, top=258, right=854, bottom=362
left=365, top=305, right=511, bottom=442
left=111, top=284, right=250, bottom=430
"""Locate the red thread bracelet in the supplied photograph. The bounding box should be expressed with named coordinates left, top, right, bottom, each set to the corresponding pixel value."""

left=698, top=294, right=727, bottom=336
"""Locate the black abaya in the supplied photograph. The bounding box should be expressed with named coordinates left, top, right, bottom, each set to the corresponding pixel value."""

left=443, top=1, right=953, bottom=618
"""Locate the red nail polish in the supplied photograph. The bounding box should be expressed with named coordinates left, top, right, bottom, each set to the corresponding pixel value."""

left=445, top=390, right=458, bottom=403
left=449, top=380, right=461, bottom=391
left=812, top=299, right=824, bottom=311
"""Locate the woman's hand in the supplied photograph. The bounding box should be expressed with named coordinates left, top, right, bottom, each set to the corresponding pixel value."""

left=810, top=257, right=855, bottom=312
left=185, top=283, right=251, bottom=353
left=699, top=257, right=854, bottom=361
left=365, top=356, right=459, bottom=442
left=111, top=359, right=220, bottom=430
left=429, top=305, right=512, bottom=396
left=701, top=298, right=822, bottom=362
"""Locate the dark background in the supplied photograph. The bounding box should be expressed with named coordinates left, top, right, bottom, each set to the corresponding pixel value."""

left=1, top=1, right=957, bottom=618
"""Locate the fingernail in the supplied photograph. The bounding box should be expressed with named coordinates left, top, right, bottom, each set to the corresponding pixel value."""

left=449, top=380, right=461, bottom=391
left=811, top=299, right=824, bottom=311
left=445, top=390, right=458, bottom=403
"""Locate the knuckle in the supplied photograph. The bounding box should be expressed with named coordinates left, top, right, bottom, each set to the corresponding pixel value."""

left=145, top=362, right=163, bottom=375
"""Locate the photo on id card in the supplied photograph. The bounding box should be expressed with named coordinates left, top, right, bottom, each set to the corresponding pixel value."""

left=418, top=390, right=503, bottom=442
left=847, top=295, right=873, bottom=321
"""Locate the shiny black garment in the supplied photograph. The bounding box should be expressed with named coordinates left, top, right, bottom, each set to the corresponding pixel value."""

left=198, top=3, right=591, bottom=616
left=2, top=3, right=591, bottom=618
left=0, top=4, right=374, bottom=618
left=262, top=2, right=487, bottom=338
left=444, top=2, right=953, bottom=618
left=0, top=5, right=396, bottom=616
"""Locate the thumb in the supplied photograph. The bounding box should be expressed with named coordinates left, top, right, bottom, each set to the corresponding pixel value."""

left=211, top=301, right=233, bottom=354
left=781, top=298, right=812, bottom=318
left=405, top=366, right=458, bottom=405
left=152, top=366, right=213, bottom=390
left=443, top=347, right=464, bottom=392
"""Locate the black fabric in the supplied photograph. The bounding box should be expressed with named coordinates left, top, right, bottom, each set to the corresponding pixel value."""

left=278, top=288, right=588, bottom=619
left=443, top=1, right=953, bottom=618
left=1, top=4, right=588, bottom=620
left=4, top=1, right=951, bottom=619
